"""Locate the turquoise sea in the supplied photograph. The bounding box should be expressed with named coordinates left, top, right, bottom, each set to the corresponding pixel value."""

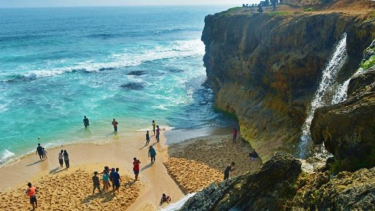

left=0, top=6, right=235, bottom=164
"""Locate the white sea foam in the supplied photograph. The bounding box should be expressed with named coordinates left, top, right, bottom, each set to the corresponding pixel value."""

left=0, top=149, right=15, bottom=164
left=8, top=40, right=205, bottom=81
left=159, top=193, right=196, bottom=211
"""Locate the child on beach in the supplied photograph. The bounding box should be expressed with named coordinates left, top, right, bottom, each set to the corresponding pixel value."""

left=112, top=119, right=118, bottom=132
left=42, top=148, right=48, bottom=160
left=109, top=168, right=115, bottom=190
left=102, top=171, right=110, bottom=191
left=58, top=150, right=64, bottom=167
left=133, top=157, right=141, bottom=181
left=152, top=120, right=156, bottom=135
left=112, top=168, right=121, bottom=192
left=160, top=193, right=171, bottom=205
left=26, top=182, right=37, bottom=210
left=146, top=131, right=150, bottom=145
left=92, top=171, right=102, bottom=194
left=148, top=146, right=156, bottom=163
left=156, top=125, right=160, bottom=142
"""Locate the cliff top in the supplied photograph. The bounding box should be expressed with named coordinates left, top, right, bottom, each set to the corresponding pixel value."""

left=220, top=0, right=374, bottom=18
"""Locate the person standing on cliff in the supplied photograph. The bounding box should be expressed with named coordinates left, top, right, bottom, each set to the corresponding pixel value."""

left=233, top=128, right=238, bottom=143
left=257, top=4, right=263, bottom=13
left=271, top=0, right=277, bottom=11
left=224, top=162, right=235, bottom=181
left=83, top=116, right=90, bottom=129
left=112, top=119, right=118, bottom=133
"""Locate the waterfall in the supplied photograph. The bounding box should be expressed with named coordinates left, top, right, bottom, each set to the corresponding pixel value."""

left=331, top=79, right=350, bottom=104
left=299, top=33, right=348, bottom=158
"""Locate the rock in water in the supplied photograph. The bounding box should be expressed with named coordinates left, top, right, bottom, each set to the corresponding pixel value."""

left=126, top=71, right=146, bottom=76
left=180, top=153, right=301, bottom=211
left=120, top=82, right=144, bottom=90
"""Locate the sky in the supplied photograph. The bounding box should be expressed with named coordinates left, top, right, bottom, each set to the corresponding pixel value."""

left=0, top=0, right=260, bottom=8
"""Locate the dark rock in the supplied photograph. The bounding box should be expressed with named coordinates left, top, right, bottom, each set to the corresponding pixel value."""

left=127, top=71, right=146, bottom=76
left=180, top=153, right=301, bottom=211
left=120, top=82, right=144, bottom=90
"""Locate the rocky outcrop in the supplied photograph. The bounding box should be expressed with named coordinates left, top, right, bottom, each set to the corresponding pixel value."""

left=311, top=41, right=375, bottom=172
left=291, top=168, right=375, bottom=210
left=202, top=8, right=375, bottom=160
left=180, top=153, right=302, bottom=211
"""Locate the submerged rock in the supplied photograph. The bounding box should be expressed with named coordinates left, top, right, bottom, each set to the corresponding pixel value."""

left=120, top=82, right=144, bottom=90
left=180, top=153, right=301, bottom=211
left=126, top=71, right=146, bottom=76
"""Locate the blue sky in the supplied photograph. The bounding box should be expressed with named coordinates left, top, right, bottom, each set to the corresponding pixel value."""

left=0, top=0, right=260, bottom=8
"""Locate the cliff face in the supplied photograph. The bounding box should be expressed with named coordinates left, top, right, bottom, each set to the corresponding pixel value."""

left=202, top=9, right=375, bottom=159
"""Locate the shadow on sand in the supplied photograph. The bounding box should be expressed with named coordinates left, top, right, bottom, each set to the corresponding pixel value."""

left=49, top=167, right=68, bottom=174
left=26, top=160, right=43, bottom=167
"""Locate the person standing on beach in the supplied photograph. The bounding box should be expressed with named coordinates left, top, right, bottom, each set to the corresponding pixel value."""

left=146, top=131, right=150, bottom=145
left=112, top=119, right=118, bottom=132
left=42, top=148, right=48, bottom=160
left=26, top=182, right=37, bottom=210
left=58, top=150, right=64, bottom=167
left=102, top=170, right=110, bottom=192
left=152, top=120, right=156, bottom=135
left=224, top=162, right=235, bottom=180
left=36, top=143, right=43, bottom=160
left=92, top=171, right=102, bottom=194
left=83, top=116, right=90, bottom=129
left=63, top=150, right=70, bottom=168
left=112, top=168, right=121, bottom=193
left=148, top=146, right=156, bottom=163
left=133, top=157, right=141, bottom=181
left=156, top=125, right=160, bottom=142
left=109, top=168, right=115, bottom=190
left=233, top=128, right=238, bottom=143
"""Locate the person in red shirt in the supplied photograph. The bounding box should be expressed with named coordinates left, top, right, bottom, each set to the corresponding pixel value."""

left=133, top=157, right=141, bottom=181
left=26, top=182, right=37, bottom=210
left=233, top=128, right=238, bottom=143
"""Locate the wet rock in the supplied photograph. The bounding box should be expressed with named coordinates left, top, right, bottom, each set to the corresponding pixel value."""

left=120, top=82, right=144, bottom=90
left=126, top=71, right=146, bottom=76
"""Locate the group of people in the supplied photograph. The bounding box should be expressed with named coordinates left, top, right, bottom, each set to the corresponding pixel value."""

left=242, top=0, right=283, bottom=13
left=92, top=166, right=122, bottom=194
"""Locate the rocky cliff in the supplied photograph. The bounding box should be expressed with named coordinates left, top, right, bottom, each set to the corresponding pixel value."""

left=202, top=6, right=375, bottom=159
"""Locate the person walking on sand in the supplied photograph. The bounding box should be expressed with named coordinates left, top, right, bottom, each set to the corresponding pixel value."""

left=26, top=182, right=37, bottom=210
left=36, top=143, right=43, bottom=160
left=63, top=150, right=70, bottom=168
left=148, top=146, right=156, bottom=163
left=42, top=148, right=48, bottom=160
left=83, top=116, right=90, bottom=129
left=58, top=150, right=64, bottom=167
left=133, top=157, right=141, bottom=181
left=112, top=168, right=121, bottom=193
left=112, top=119, right=118, bottom=132
left=146, top=131, right=150, bottom=145
left=152, top=120, right=156, bottom=135
left=224, top=162, right=235, bottom=181
left=156, top=125, right=160, bottom=142
left=233, top=128, right=238, bottom=143
left=92, top=171, right=102, bottom=194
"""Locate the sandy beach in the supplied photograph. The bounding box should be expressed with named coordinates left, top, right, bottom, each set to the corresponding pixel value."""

left=0, top=127, right=261, bottom=211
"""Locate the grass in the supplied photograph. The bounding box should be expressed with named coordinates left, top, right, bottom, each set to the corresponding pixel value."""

left=223, top=7, right=242, bottom=15
left=304, top=7, right=313, bottom=12
left=361, top=55, right=375, bottom=70
left=268, top=11, right=292, bottom=17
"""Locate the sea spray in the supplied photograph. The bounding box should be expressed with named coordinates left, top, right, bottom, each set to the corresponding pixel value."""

left=299, top=33, right=348, bottom=158
left=0, top=149, right=15, bottom=164
left=160, top=193, right=196, bottom=211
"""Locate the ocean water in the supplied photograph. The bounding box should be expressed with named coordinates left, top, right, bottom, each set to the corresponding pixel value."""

left=0, top=6, right=234, bottom=164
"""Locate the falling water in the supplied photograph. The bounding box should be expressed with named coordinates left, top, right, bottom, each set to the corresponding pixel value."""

left=331, top=79, right=350, bottom=104
left=299, top=33, right=348, bottom=158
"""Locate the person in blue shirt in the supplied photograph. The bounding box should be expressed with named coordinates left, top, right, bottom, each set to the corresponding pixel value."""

left=148, top=146, right=157, bottom=163
left=112, top=168, right=121, bottom=193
